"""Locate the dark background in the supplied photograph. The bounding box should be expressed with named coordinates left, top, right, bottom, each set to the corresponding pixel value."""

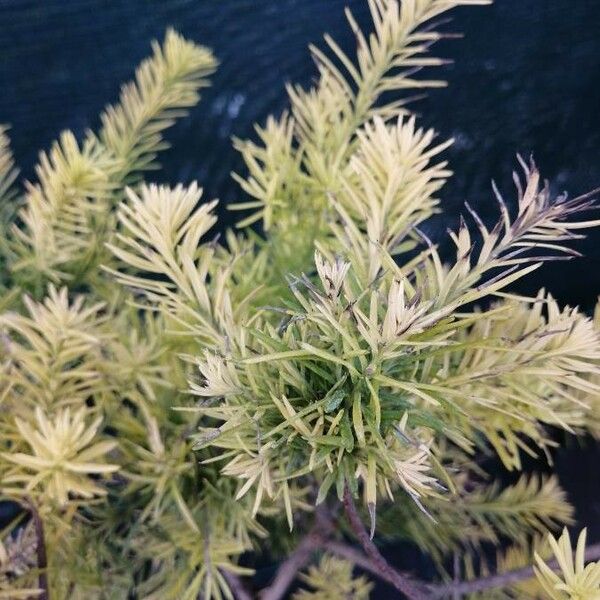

left=1, top=0, right=599, bottom=596
left=1, top=0, right=599, bottom=306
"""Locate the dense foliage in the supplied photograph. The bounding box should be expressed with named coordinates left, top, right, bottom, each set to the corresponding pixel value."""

left=1, top=1, right=599, bottom=598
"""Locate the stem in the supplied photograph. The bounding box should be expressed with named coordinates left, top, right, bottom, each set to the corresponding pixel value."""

left=259, top=503, right=335, bottom=600
left=26, top=499, right=48, bottom=600
left=327, top=533, right=600, bottom=599
left=324, top=540, right=396, bottom=583
left=261, top=484, right=600, bottom=600
left=259, top=528, right=322, bottom=600
left=428, top=542, right=600, bottom=598
left=220, top=569, right=252, bottom=600
left=342, top=484, right=428, bottom=600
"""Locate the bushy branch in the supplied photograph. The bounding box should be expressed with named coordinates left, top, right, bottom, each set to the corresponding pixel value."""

left=8, top=31, right=216, bottom=291
left=0, top=1, right=599, bottom=599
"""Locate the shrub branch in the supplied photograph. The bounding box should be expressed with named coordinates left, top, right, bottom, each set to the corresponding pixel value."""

left=26, top=498, right=48, bottom=600
left=342, top=483, right=428, bottom=600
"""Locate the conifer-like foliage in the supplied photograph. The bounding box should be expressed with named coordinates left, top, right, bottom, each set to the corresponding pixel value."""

left=1, top=2, right=600, bottom=599
left=535, top=529, right=600, bottom=600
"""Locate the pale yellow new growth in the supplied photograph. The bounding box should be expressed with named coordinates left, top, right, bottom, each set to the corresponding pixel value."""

left=0, top=285, right=106, bottom=412
left=10, top=133, right=115, bottom=283
left=535, top=529, right=600, bottom=600
left=9, top=30, right=215, bottom=287
left=99, top=29, right=216, bottom=179
left=0, top=126, right=18, bottom=206
left=232, top=0, right=489, bottom=284
left=294, top=555, right=372, bottom=600
left=2, top=407, right=118, bottom=506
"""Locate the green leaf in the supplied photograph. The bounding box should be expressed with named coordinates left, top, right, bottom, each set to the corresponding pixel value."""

left=316, top=471, right=336, bottom=505
left=325, top=389, right=347, bottom=413
left=340, top=413, right=355, bottom=453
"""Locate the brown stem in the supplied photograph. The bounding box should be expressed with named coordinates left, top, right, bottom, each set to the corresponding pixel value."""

left=259, top=503, right=336, bottom=600
left=428, top=542, right=600, bottom=598
left=342, top=484, right=428, bottom=600
left=259, top=528, right=322, bottom=600
left=220, top=569, right=252, bottom=600
left=324, top=540, right=395, bottom=583
left=327, top=531, right=600, bottom=599
left=25, top=499, right=48, bottom=600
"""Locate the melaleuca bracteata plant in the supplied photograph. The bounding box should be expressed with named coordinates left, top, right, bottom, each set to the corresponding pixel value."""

left=1, top=1, right=600, bottom=599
